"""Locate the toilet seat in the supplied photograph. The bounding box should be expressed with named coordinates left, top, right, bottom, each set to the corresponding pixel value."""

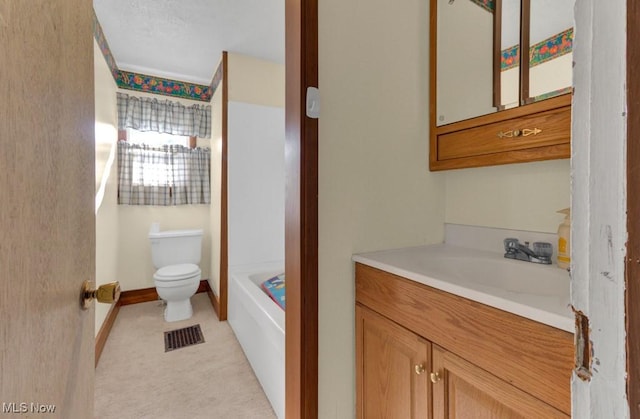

left=154, top=263, right=200, bottom=284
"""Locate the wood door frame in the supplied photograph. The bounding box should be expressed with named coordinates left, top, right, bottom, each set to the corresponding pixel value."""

left=219, top=51, right=229, bottom=321
left=284, top=0, right=319, bottom=417
left=627, top=0, right=640, bottom=415
left=214, top=5, right=319, bottom=413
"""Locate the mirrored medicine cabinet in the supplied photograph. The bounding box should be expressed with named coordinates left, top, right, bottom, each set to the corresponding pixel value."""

left=429, top=0, right=573, bottom=171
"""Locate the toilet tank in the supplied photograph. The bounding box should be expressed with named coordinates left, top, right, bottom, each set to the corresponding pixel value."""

left=149, top=228, right=203, bottom=269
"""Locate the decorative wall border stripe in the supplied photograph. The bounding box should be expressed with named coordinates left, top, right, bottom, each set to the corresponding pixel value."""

left=529, top=27, right=573, bottom=67
left=116, top=71, right=212, bottom=101
left=93, top=10, right=214, bottom=102
left=209, top=57, right=224, bottom=97
left=532, top=86, right=573, bottom=102
left=501, top=27, right=574, bottom=71
left=93, top=11, right=119, bottom=80
left=501, top=44, right=520, bottom=71
left=470, top=0, right=495, bottom=13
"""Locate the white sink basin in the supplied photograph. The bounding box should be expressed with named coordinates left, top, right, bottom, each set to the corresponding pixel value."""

left=431, top=255, right=569, bottom=297
left=353, top=244, right=573, bottom=332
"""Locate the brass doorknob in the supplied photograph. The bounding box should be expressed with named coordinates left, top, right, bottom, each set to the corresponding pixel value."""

left=81, top=280, right=121, bottom=310
left=430, top=372, right=441, bottom=384
left=414, top=364, right=426, bottom=375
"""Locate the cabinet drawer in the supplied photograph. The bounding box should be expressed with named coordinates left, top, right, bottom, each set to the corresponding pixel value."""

left=355, top=263, right=574, bottom=415
left=437, top=105, right=571, bottom=160
left=429, top=94, right=572, bottom=170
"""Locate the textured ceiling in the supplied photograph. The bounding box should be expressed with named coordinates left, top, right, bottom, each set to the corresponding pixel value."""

left=93, top=0, right=284, bottom=85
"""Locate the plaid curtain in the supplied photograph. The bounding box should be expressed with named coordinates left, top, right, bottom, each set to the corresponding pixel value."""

left=117, top=93, right=211, bottom=138
left=118, top=142, right=210, bottom=205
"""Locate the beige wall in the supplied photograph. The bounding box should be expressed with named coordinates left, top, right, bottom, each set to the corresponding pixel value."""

left=445, top=159, right=570, bottom=233
left=318, top=0, right=446, bottom=416
left=530, top=54, right=573, bottom=98
left=94, top=54, right=214, bottom=322
left=317, top=0, right=571, bottom=416
left=209, top=62, right=224, bottom=296
left=227, top=52, right=285, bottom=107
left=117, top=205, right=211, bottom=290
left=114, top=91, right=213, bottom=291
left=94, top=39, right=119, bottom=336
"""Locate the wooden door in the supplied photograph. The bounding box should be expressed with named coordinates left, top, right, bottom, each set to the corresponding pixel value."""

left=0, top=1, right=95, bottom=418
left=356, top=305, right=431, bottom=419
left=431, top=346, right=567, bottom=419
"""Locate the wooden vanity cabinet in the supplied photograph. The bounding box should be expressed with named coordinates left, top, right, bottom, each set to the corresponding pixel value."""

left=355, top=263, right=573, bottom=419
left=356, top=305, right=431, bottom=419
left=432, top=346, right=567, bottom=419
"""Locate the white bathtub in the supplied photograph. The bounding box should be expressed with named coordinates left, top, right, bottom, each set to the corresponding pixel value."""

left=228, top=262, right=285, bottom=419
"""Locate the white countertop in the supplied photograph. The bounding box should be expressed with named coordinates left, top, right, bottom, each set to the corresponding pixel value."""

left=353, top=243, right=573, bottom=333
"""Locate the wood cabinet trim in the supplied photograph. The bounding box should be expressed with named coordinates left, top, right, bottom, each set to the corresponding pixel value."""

left=355, top=263, right=573, bottom=415
left=435, top=94, right=571, bottom=136
left=432, top=345, right=569, bottom=419
left=430, top=143, right=569, bottom=171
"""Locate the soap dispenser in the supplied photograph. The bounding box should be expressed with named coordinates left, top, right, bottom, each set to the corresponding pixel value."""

left=557, top=208, right=570, bottom=269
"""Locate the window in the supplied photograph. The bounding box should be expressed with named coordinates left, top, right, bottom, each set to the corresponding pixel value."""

left=117, top=130, right=210, bottom=206
left=126, top=129, right=189, bottom=147
left=126, top=130, right=189, bottom=189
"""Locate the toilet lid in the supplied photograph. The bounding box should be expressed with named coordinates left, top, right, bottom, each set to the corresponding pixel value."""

left=155, top=263, right=200, bottom=281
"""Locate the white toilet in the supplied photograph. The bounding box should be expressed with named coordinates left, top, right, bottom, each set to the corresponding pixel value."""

left=149, top=224, right=203, bottom=322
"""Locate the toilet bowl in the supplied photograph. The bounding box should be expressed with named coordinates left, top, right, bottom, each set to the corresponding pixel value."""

left=149, top=225, right=203, bottom=322
left=154, top=263, right=201, bottom=322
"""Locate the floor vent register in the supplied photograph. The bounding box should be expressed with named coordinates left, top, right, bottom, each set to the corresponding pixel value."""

left=164, top=324, right=205, bottom=352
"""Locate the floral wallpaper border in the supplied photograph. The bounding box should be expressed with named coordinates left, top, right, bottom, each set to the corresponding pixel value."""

left=501, top=27, right=574, bottom=71
left=209, top=58, right=224, bottom=97
left=530, top=27, right=573, bottom=67
left=532, top=86, right=573, bottom=102
left=470, top=0, right=495, bottom=13
left=501, top=45, right=520, bottom=71
left=93, top=12, right=119, bottom=81
left=93, top=11, right=213, bottom=102
left=115, top=72, right=212, bottom=101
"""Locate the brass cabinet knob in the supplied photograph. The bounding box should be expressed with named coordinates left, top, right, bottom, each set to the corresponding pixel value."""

left=430, top=372, right=441, bottom=384
left=81, top=280, right=121, bottom=310
left=414, top=364, right=426, bottom=375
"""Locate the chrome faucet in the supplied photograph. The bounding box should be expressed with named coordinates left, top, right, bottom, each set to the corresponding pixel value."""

left=503, top=238, right=553, bottom=265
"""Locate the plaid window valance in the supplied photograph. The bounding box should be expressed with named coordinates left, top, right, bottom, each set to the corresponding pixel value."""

left=117, top=93, right=211, bottom=139
left=118, top=141, right=211, bottom=206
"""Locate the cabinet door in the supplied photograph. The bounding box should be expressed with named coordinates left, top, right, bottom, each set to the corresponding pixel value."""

left=356, top=305, right=431, bottom=419
left=431, top=346, right=568, bottom=419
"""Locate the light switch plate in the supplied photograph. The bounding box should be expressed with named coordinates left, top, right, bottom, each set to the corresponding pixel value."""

left=306, top=87, right=320, bottom=119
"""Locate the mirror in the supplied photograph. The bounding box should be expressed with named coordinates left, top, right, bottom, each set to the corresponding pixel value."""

left=436, top=0, right=496, bottom=126
left=497, top=0, right=521, bottom=110
left=525, top=0, right=574, bottom=103
left=435, top=0, right=574, bottom=127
